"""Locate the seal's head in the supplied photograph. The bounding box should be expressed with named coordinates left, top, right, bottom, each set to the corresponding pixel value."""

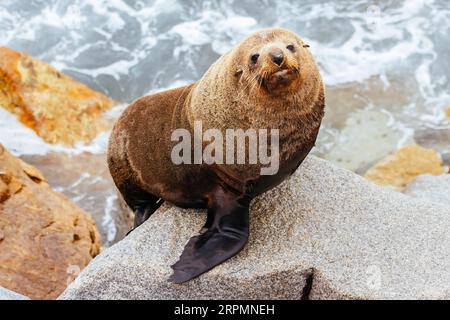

left=188, top=27, right=323, bottom=132
left=234, top=28, right=316, bottom=96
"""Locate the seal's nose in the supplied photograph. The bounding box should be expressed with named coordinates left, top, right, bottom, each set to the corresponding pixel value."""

left=270, top=51, right=284, bottom=66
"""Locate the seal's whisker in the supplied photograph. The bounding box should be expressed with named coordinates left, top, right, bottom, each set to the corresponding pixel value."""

left=236, top=73, right=252, bottom=100
left=245, top=74, right=260, bottom=106
left=238, top=72, right=259, bottom=103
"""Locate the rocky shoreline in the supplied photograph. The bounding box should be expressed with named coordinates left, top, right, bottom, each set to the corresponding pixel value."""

left=0, top=144, right=101, bottom=299
left=1, top=47, right=449, bottom=300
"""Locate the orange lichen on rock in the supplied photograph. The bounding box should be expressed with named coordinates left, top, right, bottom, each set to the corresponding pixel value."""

left=0, top=144, right=101, bottom=299
left=0, top=47, right=115, bottom=145
left=364, top=144, right=445, bottom=191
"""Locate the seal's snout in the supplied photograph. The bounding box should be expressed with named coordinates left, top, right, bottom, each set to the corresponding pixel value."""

left=270, top=50, right=284, bottom=66
left=268, top=69, right=291, bottom=88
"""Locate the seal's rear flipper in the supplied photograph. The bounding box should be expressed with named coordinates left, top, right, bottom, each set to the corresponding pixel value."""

left=126, top=196, right=164, bottom=236
left=168, top=197, right=250, bottom=284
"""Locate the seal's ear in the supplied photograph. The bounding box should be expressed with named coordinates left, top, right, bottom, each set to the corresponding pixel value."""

left=234, top=69, right=243, bottom=77
left=303, top=44, right=310, bottom=48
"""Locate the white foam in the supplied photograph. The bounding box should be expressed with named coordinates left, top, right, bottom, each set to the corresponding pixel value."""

left=0, top=104, right=127, bottom=156
left=103, top=192, right=118, bottom=243
left=105, top=12, right=125, bottom=33
left=0, top=107, right=58, bottom=156
left=169, top=9, right=257, bottom=55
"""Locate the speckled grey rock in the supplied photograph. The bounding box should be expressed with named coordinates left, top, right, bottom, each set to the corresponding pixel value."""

left=0, top=287, right=30, bottom=300
left=403, top=174, right=450, bottom=207
left=59, top=156, right=450, bottom=300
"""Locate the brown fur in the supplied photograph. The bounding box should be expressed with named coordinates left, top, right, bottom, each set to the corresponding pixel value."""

left=108, top=27, right=325, bottom=283
left=108, top=27, right=324, bottom=207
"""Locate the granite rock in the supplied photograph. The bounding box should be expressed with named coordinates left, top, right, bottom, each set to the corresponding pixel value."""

left=60, top=156, right=450, bottom=300
left=403, top=174, right=450, bottom=207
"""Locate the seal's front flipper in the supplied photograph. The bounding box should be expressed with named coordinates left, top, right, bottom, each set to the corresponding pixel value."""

left=168, top=197, right=250, bottom=284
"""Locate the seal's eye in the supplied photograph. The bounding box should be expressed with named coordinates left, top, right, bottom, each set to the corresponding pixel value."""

left=286, top=44, right=295, bottom=52
left=250, top=53, right=260, bottom=64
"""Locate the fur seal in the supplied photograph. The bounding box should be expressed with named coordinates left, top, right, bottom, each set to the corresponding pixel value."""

left=107, top=28, right=325, bottom=284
